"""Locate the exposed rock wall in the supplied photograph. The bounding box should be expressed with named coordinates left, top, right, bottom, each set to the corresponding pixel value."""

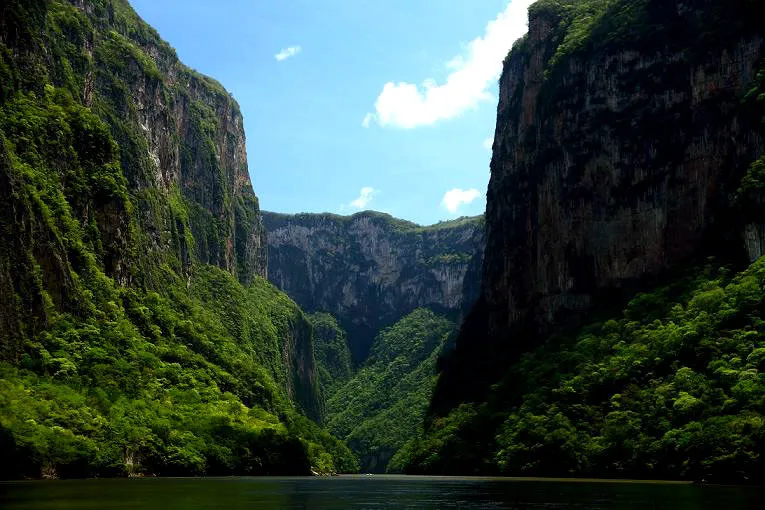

left=263, top=211, right=484, bottom=361
left=435, top=0, right=765, bottom=408
left=86, top=0, right=267, bottom=284
left=0, top=0, right=301, bottom=397
left=3, top=0, right=266, bottom=286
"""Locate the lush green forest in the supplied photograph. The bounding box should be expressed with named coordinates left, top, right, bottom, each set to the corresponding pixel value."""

left=0, top=0, right=356, bottom=478
left=0, top=267, right=356, bottom=478
left=307, top=313, right=354, bottom=397
left=400, top=259, right=765, bottom=482
left=4, top=0, right=765, bottom=484
left=321, top=309, right=455, bottom=473
left=0, top=86, right=356, bottom=476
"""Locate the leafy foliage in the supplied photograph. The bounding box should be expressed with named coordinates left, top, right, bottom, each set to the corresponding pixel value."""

left=325, top=309, right=455, bottom=473
left=0, top=0, right=356, bottom=478
left=403, top=259, right=765, bottom=482
left=0, top=262, right=357, bottom=477
left=308, top=313, right=354, bottom=396
left=526, top=0, right=765, bottom=77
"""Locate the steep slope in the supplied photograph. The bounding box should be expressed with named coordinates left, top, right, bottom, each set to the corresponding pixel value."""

left=307, top=313, right=354, bottom=397
left=0, top=0, right=355, bottom=478
left=262, top=211, right=483, bottom=362
left=434, top=0, right=765, bottom=413
left=406, top=259, right=765, bottom=482
left=0, top=0, right=269, bottom=360
left=324, top=309, right=455, bottom=473
left=405, top=0, right=765, bottom=481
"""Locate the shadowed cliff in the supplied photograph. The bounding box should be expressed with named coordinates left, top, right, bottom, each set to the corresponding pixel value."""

left=434, top=0, right=765, bottom=414
left=262, top=210, right=484, bottom=363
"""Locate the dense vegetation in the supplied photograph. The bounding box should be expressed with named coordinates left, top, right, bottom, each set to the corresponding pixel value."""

left=307, top=313, right=354, bottom=397
left=0, top=0, right=356, bottom=478
left=4, top=0, right=764, bottom=483
left=323, top=309, right=454, bottom=473
left=529, top=0, right=764, bottom=68
left=0, top=268, right=356, bottom=478
left=401, top=259, right=765, bottom=482
left=401, top=0, right=765, bottom=482
left=265, top=210, right=481, bottom=236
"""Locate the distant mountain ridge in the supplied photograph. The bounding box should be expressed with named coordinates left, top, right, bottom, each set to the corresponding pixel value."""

left=262, top=210, right=484, bottom=363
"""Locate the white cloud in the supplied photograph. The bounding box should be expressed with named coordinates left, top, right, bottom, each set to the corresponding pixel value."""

left=364, top=0, right=534, bottom=129
left=483, top=136, right=494, bottom=151
left=441, top=188, right=481, bottom=213
left=349, top=187, right=378, bottom=210
left=275, top=45, right=302, bottom=62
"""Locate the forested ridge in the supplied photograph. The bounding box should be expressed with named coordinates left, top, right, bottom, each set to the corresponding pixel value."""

left=394, top=0, right=765, bottom=482
left=0, top=0, right=355, bottom=478
left=402, top=259, right=765, bottom=481
left=321, top=309, right=455, bottom=473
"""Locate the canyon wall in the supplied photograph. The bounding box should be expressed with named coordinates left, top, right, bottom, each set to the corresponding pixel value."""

left=263, top=211, right=484, bottom=361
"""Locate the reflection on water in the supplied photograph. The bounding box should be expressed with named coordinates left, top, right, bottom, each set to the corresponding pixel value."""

left=1, top=475, right=764, bottom=509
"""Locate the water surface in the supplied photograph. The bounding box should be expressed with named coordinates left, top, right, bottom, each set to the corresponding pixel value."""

left=1, top=475, right=763, bottom=509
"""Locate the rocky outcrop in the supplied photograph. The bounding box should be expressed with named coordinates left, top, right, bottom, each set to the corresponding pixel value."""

left=0, top=0, right=308, bottom=403
left=435, top=0, right=765, bottom=408
left=3, top=0, right=266, bottom=286
left=88, top=0, right=267, bottom=284
left=263, top=211, right=484, bottom=361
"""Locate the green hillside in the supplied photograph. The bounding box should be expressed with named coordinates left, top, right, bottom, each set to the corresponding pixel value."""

left=324, top=309, right=454, bottom=473
left=0, top=0, right=356, bottom=478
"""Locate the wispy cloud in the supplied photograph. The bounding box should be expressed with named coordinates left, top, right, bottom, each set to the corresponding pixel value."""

left=441, top=188, right=480, bottom=213
left=483, top=136, right=494, bottom=151
left=363, top=0, right=534, bottom=129
left=348, top=187, right=378, bottom=210
left=275, top=45, right=302, bottom=62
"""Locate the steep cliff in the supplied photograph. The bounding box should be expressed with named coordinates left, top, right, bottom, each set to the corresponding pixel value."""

left=400, top=0, right=765, bottom=481
left=0, top=0, right=268, bottom=349
left=435, top=0, right=765, bottom=411
left=307, top=312, right=354, bottom=396
left=0, top=0, right=355, bottom=478
left=88, top=0, right=267, bottom=285
left=262, top=211, right=484, bottom=362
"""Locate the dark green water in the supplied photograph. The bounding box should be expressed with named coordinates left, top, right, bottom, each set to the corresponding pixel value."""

left=1, top=475, right=763, bottom=509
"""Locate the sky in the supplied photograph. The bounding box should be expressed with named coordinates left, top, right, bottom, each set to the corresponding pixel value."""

left=129, top=0, right=534, bottom=225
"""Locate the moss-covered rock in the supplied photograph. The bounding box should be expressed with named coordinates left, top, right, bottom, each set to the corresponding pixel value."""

left=0, top=0, right=352, bottom=478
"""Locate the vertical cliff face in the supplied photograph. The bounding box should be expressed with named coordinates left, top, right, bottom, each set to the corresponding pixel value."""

left=84, top=0, right=267, bottom=284
left=0, top=0, right=321, bottom=416
left=1, top=0, right=267, bottom=289
left=489, top=0, right=763, bottom=334
left=262, top=211, right=484, bottom=362
left=435, top=0, right=765, bottom=409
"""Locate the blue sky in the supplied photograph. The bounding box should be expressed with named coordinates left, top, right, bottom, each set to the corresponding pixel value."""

left=130, top=0, right=532, bottom=225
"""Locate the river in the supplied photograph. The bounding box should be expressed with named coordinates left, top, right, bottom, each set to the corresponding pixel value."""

left=1, top=475, right=763, bottom=509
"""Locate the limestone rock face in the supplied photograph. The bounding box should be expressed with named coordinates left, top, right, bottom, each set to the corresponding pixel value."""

left=487, top=12, right=762, bottom=337
left=262, top=211, right=484, bottom=361
left=84, top=1, right=267, bottom=284
left=0, top=0, right=287, bottom=393
left=435, top=0, right=765, bottom=408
